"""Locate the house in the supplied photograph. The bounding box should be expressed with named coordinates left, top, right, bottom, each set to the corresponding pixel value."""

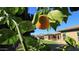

left=31, top=34, right=44, bottom=39
left=58, top=25, right=79, bottom=44
left=32, top=25, right=79, bottom=44
left=43, top=25, right=79, bottom=44
left=43, top=32, right=61, bottom=40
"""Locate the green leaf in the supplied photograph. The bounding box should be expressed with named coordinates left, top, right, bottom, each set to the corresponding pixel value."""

left=37, top=7, right=44, bottom=11
left=0, top=17, right=7, bottom=24
left=17, top=7, right=25, bottom=15
left=19, top=21, right=35, bottom=33
left=32, top=11, right=42, bottom=25
left=60, top=7, right=70, bottom=16
left=12, top=16, right=23, bottom=24
left=51, top=7, right=70, bottom=23
left=53, top=7, right=70, bottom=16
left=0, top=8, right=6, bottom=16
left=37, top=7, right=50, bottom=15
left=6, top=16, right=23, bottom=30
left=23, top=36, right=39, bottom=47
left=65, top=36, right=76, bottom=47
left=43, top=8, right=50, bottom=14
left=0, top=10, right=5, bottom=16
left=6, top=18, right=15, bottom=30
left=50, top=21, right=60, bottom=30
left=0, top=29, right=18, bottom=45
left=59, top=8, right=70, bottom=23
left=5, top=7, right=19, bottom=15
left=63, top=17, right=68, bottom=23
left=47, top=10, right=64, bottom=23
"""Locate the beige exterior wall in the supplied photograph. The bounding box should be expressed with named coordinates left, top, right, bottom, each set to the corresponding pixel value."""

left=56, top=31, right=79, bottom=44
left=44, top=36, right=49, bottom=40
left=43, top=31, right=79, bottom=44
left=66, top=31, right=78, bottom=42
left=44, top=34, right=60, bottom=40
left=57, top=33, right=66, bottom=44
left=60, top=31, right=79, bottom=44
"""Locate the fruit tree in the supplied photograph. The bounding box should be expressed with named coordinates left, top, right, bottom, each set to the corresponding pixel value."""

left=0, top=7, right=79, bottom=51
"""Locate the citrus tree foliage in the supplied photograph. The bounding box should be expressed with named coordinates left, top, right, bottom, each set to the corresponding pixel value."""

left=0, top=7, right=35, bottom=51
left=0, top=28, right=18, bottom=45
left=65, top=36, right=76, bottom=47
left=0, top=7, right=79, bottom=51
left=58, top=36, right=79, bottom=51
left=32, top=7, right=79, bottom=51
left=32, top=7, right=71, bottom=30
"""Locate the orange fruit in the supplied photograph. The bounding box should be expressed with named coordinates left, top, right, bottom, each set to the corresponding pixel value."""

left=36, top=15, right=50, bottom=29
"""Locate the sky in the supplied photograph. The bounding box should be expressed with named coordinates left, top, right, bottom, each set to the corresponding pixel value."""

left=28, top=7, right=79, bottom=35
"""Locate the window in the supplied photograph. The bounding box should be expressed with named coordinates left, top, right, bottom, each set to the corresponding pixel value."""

left=63, top=33, right=66, bottom=39
left=77, top=32, right=79, bottom=40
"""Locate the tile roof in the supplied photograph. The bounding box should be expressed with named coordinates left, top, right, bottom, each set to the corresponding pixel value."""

left=58, top=25, right=79, bottom=32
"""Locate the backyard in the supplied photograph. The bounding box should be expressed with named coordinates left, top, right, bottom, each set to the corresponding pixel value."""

left=0, top=7, right=79, bottom=51
left=40, top=39, right=57, bottom=44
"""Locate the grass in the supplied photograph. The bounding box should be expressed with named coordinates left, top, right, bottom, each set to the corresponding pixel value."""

left=40, top=39, right=57, bottom=44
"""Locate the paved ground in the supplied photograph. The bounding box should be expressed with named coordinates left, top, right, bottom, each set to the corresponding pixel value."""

left=48, top=44, right=79, bottom=51
left=48, top=44, right=65, bottom=51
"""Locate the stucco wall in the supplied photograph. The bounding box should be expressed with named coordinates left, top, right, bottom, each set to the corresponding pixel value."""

left=43, top=31, right=79, bottom=44
left=44, top=36, right=49, bottom=40
left=66, top=31, right=78, bottom=41
left=61, top=31, right=79, bottom=43
left=57, top=33, right=66, bottom=44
